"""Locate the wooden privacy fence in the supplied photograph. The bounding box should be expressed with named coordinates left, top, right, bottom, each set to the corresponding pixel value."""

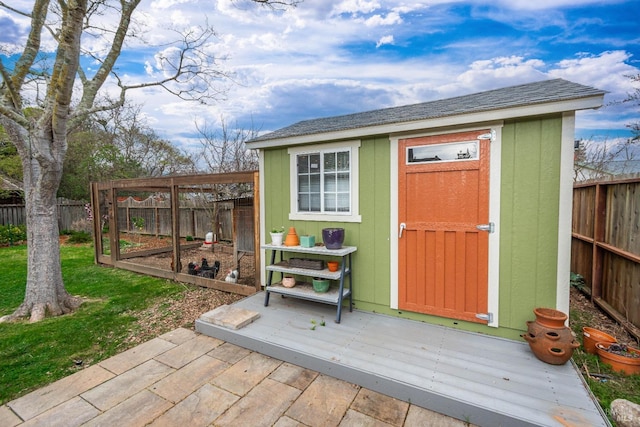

left=0, top=198, right=87, bottom=231
left=572, top=176, right=640, bottom=338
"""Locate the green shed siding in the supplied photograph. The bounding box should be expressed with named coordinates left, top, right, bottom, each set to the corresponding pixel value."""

left=263, top=115, right=565, bottom=340
left=499, top=116, right=562, bottom=337
left=263, top=137, right=392, bottom=311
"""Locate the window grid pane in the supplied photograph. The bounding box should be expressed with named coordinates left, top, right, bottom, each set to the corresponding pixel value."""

left=297, top=154, right=321, bottom=212
left=296, top=149, right=350, bottom=214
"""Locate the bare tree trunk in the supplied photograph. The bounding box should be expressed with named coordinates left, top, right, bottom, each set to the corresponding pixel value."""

left=1, top=133, right=82, bottom=323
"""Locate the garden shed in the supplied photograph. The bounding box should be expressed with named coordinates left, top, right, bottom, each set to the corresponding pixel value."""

left=246, top=79, right=605, bottom=340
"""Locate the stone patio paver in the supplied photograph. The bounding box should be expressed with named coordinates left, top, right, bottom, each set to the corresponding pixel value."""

left=285, top=374, right=360, bottom=427
left=0, top=404, right=22, bottom=427
left=150, top=354, right=228, bottom=403
left=81, top=390, right=172, bottom=427
left=19, top=396, right=99, bottom=427
left=99, top=337, right=176, bottom=375
left=211, top=351, right=282, bottom=395
left=404, top=405, right=476, bottom=426
left=200, top=305, right=260, bottom=329
left=214, top=378, right=301, bottom=427
left=207, top=341, right=252, bottom=364
left=80, top=359, right=173, bottom=411
left=147, top=383, right=238, bottom=427
left=269, top=362, right=319, bottom=390
left=339, top=409, right=396, bottom=426
left=273, top=416, right=307, bottom=427
left=7, top=364, right=115, bottom=421
left=350, top=388, right=410, bottom=426
left=157, top=328, right=198, bottom=345
left=154, top=334, right=222, bottom=369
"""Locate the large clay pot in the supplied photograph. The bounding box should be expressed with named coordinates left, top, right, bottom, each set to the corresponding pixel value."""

left=523, top=313, right=579, bottom=365
left=596, top=342, right=640, bottom=375
left=582, top=327, right=617, bottom=355
left=522, top=329, right=580, bottom=365
left=322, top=228, right=345, bottom=249
left=533, top=307, right=568, bottom=328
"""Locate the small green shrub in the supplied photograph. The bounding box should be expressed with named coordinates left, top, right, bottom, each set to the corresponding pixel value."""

left=67, top=231, right=93, bottom=244
left=186, top=235, right=194, bottom=241
left=0, top=224, right=27, bottom=245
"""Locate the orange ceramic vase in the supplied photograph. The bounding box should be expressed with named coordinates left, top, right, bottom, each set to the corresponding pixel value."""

left=284, top=227, right=300, bottom=246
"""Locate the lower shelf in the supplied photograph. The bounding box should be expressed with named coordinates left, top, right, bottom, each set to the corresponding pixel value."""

left=266, top=281, right=351, bottom=305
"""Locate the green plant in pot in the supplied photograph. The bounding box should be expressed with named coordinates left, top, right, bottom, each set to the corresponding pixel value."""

left=270, top=226, right=284, bottom=245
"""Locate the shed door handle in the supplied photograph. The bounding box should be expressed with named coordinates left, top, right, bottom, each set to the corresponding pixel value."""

left=399, top=222, right=406, bottom=238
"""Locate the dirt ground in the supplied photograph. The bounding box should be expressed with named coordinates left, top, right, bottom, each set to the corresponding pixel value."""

left=117, top=234, right=256, bottom=287
left=570, top=286, right=638, bottom=348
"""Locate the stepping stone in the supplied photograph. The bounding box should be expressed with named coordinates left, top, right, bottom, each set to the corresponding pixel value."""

left=200, top=305, right=260, bottom=330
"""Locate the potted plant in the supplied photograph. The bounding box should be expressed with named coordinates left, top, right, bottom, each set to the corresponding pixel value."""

left=270, top=226, right=284, bottom=246
left=596, top=342, right=640, bottom=375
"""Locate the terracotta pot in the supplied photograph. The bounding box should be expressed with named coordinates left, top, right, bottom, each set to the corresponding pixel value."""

left=327, top=261, right=339, bottom=272
left=533, top=307, right=568, bottom=329
left=523, top=320, right=579, bottom=365
left=596, top=342, right=640, bottom=375
left=522, top=330, right=579, bottom=365
left=282, top=275, right=296, bottom=288
left=526, top=321, right=575, bottom=342
left=582, top=327, right=617, bottom=355
left=284, top=227, right=300, bottom=246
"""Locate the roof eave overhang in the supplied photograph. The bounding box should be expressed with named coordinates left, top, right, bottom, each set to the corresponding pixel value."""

left=246, top=95, right=604, bottom=150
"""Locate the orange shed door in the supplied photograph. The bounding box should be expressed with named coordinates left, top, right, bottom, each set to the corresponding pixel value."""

left=398, top=130, right=490, bottom=324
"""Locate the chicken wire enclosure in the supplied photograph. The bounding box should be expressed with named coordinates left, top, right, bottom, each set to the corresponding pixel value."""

left=90, top=171, right=261, bottom=295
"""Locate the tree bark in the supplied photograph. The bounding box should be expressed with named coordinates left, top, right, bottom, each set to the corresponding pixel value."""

left=0, top=131, right=83, bottom=323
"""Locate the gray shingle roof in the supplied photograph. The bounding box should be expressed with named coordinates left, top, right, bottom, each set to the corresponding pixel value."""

left=249, top=79, right=604, bottom=144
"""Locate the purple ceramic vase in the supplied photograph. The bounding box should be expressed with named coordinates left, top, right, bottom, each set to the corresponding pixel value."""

left=322, top=228, right=345, bottom=249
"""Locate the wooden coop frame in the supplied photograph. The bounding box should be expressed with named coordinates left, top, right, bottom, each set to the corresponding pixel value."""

left=90, top=171, right=260, bottom=296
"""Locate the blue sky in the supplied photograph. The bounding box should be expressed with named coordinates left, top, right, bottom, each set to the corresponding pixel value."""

left=2, top=0, right=640, bottom=154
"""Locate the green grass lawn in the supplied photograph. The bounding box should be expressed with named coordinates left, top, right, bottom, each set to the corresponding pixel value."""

left=0, top=243, right=185, bottom=405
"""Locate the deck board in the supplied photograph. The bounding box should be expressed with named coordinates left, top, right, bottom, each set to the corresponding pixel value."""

left=196, top=292, right=609, bottom=427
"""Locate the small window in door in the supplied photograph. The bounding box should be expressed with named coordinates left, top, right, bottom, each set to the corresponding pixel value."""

left=407, top=140, right=479, bottom=164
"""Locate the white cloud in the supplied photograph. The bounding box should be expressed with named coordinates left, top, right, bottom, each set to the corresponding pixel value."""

left=365, top=11, right=403, bottom=27
left=548, top=51, right=637, bottom=100
left=438, top=56, right=547, bottom=95
left=332, top=0, right=382, bottom=15
left=376, top=35, right=395, bottom=47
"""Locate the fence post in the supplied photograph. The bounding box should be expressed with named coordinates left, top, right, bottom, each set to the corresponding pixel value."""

left=590, top=183, right=603, bottom=299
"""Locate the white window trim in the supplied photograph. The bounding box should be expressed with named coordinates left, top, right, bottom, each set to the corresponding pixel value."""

left=288, top=140, right=362, bottom=223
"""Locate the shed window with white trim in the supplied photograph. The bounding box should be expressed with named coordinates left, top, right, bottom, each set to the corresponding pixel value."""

left=288, top=140, right=361, bottom=223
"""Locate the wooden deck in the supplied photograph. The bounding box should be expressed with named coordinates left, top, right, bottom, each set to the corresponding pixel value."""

left=195, top=293, right=610, bottom=427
